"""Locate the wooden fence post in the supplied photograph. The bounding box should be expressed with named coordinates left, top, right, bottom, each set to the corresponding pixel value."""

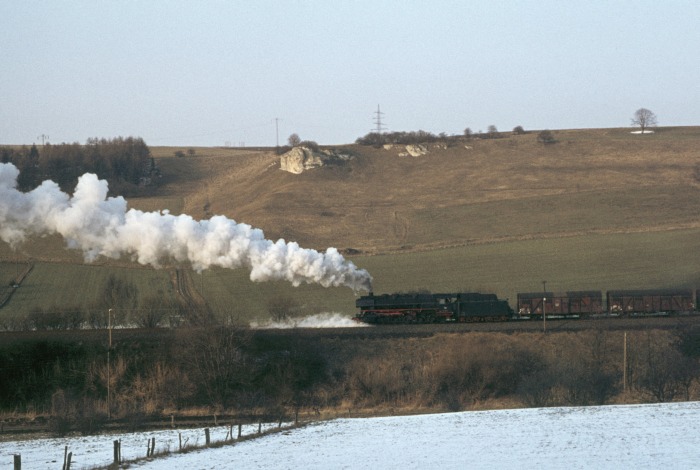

left=147, top=437, right=156, bottom=457
left=205, top=428, right=210, bottom=446
left=113, top=440, right=120, bottom=465
left=238, top=423, right=242, bottom=439
left=258, top=422, right=262, bottom=434
left=13, top=454, right=21, bottom=470
left=62, top=446, right=69, bottom=470
left=179, top=432, right=182, bottom=451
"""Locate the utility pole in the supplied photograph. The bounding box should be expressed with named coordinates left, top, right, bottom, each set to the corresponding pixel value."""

left=37, top=134, right=49, bottom=145
left=107, top=309, right=112, bottom=419
left=542, top=280, right=547, bottom=334
left=275, top=118, right=280, bottom=148
left=623, top=331, right=628, bottom=392
left=372, top=105, right=386, bottom=134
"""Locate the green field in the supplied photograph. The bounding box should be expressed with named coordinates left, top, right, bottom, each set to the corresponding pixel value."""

left=3, top=227, right=699, bottom=324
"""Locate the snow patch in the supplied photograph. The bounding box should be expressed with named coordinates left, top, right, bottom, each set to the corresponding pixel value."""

left=4, top=397, right=700, bottom=469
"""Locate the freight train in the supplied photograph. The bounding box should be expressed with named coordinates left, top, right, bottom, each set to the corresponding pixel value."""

left=353, top=289, right=697, bottom=324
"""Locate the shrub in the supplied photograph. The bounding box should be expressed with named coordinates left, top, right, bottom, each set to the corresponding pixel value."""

left=537, top=129, right=557, bottom=144
left=299, top=140, right=320, bottom=151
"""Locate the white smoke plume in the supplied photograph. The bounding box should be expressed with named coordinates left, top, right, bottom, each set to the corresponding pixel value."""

left=250, top=312, right=368, bottom=329
left=0, top=163, right=372, bottom=291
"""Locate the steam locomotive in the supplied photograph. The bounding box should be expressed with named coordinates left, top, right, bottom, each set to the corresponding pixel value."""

left=353, top=289, right=696, bottom=324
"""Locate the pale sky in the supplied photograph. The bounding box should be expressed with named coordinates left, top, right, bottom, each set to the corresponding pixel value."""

left=2, top=0, right=699, bottom=147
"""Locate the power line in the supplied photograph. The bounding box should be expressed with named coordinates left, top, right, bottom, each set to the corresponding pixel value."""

left=372, top=105, right=386, bottom=134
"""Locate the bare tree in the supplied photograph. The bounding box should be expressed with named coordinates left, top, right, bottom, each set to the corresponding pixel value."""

left=267, top=295, right=301, bottom=322
left=287, top=133, right=301, bottom=147
left=631, top=108, right=657, bottom=133
left=186, top=326, right=253, bottom=409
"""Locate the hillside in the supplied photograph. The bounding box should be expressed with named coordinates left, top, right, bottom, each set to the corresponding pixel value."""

left=1, top=127, right=700, bottom=321
left=151, top=127, right=700, bottom=254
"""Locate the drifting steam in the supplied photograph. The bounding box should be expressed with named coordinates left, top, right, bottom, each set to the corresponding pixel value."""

left=250, top=312, right=368, bottom=329
left=0, top=163, right=372, bottom=291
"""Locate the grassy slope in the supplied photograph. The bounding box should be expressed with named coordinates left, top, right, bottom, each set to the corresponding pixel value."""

left=2, top=127, right=700, bottom=322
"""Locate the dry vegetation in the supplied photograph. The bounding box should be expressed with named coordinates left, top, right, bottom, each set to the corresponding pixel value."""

left=2, top=326, right=700, bottom=437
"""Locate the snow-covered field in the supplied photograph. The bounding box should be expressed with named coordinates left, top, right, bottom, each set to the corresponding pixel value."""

left=3, top=402, right=700, bottom=469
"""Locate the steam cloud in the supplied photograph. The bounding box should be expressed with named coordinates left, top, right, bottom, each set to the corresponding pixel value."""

left=250, top=312, right=369, bottom=329
left=0, top=163, right=372, bottom=291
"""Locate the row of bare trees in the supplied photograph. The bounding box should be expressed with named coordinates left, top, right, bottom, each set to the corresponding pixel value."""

left=0, top=274, right=182, bottom=331
left=1, top=324, right=325, bottom=436
left=341, top=329, right=700, bottom=411
left=355, top=108, right=657, bottom=147
left=1, top=325, right=696, bottom=436
left=0, top=136, right=154, bottom=194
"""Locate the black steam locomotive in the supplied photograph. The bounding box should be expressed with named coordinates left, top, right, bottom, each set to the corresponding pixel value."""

left=353, top=289, right=696, bottom=324
left=354, top=292, right=513, bottom=324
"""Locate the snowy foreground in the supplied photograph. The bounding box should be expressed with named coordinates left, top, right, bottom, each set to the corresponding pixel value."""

left=3, top=402, right=700, bottom=469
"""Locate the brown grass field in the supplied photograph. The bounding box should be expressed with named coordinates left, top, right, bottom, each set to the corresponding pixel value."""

left=2, top=126, right=700, bottom=322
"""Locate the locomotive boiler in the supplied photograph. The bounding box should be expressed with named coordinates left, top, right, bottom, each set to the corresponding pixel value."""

left=354, top=292, right=514, bottom=324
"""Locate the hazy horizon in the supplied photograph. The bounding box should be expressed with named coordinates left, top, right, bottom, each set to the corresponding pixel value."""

left=3, top=0, right=699, bottom=147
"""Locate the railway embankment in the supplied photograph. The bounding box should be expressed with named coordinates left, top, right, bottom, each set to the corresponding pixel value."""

left=1, top=319, right=700, bottom=439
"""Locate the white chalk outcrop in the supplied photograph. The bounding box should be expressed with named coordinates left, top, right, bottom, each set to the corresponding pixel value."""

left=280, top=146, right=353, bottom=174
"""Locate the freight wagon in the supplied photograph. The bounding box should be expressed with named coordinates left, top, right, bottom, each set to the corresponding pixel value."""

left=354, top=288, right=697, bottom=325
left=516, top=291, right=603, bottom=319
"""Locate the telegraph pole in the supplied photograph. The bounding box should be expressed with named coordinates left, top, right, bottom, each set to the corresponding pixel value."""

left=275, top=118, right=280, bottom=148
left=37, top=134, right=49, bottom=145
left=542, top=280, right=547, bottom=334
left=107, top=309, right=112, bottom=419
left=623, top=331, right=628, bottom=392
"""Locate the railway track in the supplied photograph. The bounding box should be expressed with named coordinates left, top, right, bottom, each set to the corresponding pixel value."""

left=252, top=314, right=700, bottom=340
left=1, top=314, right=698, bottom=345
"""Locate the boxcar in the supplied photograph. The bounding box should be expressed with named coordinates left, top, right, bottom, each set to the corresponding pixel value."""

left=517, top=291, right=603, bottom=318
left=606, top=289, right=695, bottom=316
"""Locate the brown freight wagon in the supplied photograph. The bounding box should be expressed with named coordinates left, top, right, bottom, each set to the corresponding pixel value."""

left=606, top=289, right=695, bottom=316
left=516, top=291, right=603, bottom=318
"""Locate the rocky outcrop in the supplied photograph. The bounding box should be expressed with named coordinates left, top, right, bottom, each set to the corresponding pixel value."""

left=398, top=144, right=429, bottom=157
left=406, top=144, right=428, bottom=156
left=280, top=147, right=353, bottom=174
